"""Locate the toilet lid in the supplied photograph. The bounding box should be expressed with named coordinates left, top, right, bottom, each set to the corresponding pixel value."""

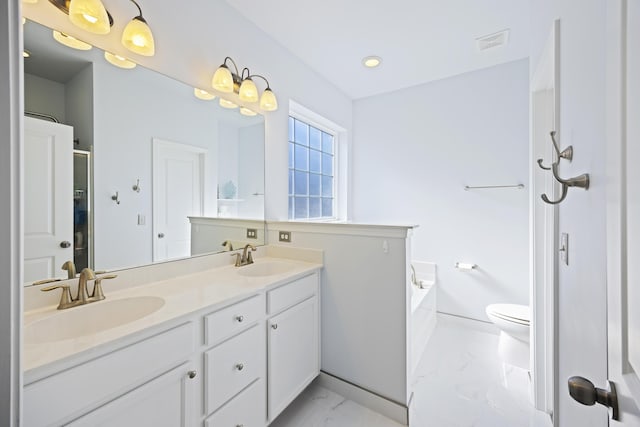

left=487, top=304, right=530, bottom=325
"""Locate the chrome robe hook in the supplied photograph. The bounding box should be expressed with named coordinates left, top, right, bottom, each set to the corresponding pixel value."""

left=538, top=131, right=590, bottom=205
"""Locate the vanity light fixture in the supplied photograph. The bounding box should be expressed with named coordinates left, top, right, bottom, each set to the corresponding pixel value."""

left=194, top=88, right=216, bottom=101
left=211, top=57, right=278, bottom=111
left=68, top=0, right=111, bottom=35
left=219, top=98, right=238, bottom=109
left=104, top=51, right=137, bottom=69
left=362, top=55, right=382, bottom=68
left=53, top=30, right=92, bottom=51
left=121, top=0, right=155, bottom=57
left=240, top=107, right=257, bottom=117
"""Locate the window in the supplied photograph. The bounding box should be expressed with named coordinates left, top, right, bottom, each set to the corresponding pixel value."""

left=288, top=116, right=335, bottom=220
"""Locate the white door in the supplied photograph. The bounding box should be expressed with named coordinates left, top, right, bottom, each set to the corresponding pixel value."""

left=606, top=0, right=640, bottom=424
left=152, top=138, right=206, bottom=262
left=23, top=117, right=73, bottom=284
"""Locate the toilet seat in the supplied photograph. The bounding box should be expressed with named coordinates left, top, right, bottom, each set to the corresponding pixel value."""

left=486, top=304, right=530, bottom=326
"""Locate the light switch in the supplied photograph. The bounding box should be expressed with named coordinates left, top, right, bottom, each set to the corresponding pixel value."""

left=137, top=214, right=145, bottom=226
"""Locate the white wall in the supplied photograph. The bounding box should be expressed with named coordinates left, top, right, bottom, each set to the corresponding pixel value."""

left=352, top=59, right=530, bottom=322
left=267, top=222, right=412, bottom=407
left=238, top=124, right=265, bottom=219
left=24, top=73, right=66, bottom=122
left=530, top=2, right=608, bottom=425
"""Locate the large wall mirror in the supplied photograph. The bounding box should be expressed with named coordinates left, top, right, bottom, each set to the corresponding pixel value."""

left=23, top=19, right=266, bottom=285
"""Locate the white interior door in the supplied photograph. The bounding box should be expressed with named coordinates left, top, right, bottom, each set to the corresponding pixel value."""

left=152, top=138, right=206, bottom=262
left=23, top=117, right=73, bottom=284
left=606, top=0, right=640, bottom=424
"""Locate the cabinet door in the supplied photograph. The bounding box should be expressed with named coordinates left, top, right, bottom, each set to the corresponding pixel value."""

left=267, top=296, right=319, bottom=421
left=67, top=362, right=196, bottom=427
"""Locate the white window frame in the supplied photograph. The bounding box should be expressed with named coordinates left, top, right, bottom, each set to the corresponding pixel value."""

left=289, top=100, right=348, bottom=222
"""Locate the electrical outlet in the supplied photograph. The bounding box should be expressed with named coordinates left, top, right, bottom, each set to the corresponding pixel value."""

left=279, top=231, right=291, bottom=243
left=246, top=228, right=257, bottom=239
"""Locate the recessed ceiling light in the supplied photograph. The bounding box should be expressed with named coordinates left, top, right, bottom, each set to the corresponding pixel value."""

left=362, top=56, right=382, bottom=68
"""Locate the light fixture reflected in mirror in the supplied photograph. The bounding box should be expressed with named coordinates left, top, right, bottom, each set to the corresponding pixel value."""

left=68, top=0, right=111, bottom=34
left=212, top=57, right=278, bottom=111
left=23, top=49, right=31, bottom=58
left=219, top=98, right=238, bottom=109
left=121, top=0, right=155, bottom=57
left=53, top=30, right=92, bottom=50
left=194, top=88, right=216, bottom=101
left=104, top=51, right=136, bottom=69
left=240, top=107, right=257, bottom=117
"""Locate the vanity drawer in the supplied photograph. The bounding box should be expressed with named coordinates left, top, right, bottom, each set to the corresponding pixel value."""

left=205, top=324, right=264, bottom=414
left=204, top=379, right=266, bottom=427
left=204, top=294, right=264, bottom=347
left=24, top=322, right=195, bottom=427
left=267, top=273, right=317, bottom=315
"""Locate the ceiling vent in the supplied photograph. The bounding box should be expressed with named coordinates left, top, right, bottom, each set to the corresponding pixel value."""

left=476, top=29, right=510, bottom=51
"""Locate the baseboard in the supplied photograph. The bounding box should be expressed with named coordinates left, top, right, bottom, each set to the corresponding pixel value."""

left=316, top=371, right=409, bottom=425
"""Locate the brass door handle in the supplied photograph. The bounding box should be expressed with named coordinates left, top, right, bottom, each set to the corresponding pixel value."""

left=568, top=376, right=619, bottom=420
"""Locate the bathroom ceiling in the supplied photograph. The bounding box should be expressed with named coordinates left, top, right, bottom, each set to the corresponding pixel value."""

left=222, top=0, right=530, bottom=99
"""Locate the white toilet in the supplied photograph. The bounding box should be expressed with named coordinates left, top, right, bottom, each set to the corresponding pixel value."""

left=485, top=304, right=531, bottom=370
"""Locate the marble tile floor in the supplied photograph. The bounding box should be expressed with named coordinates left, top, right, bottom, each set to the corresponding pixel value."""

left=271, top=314, right=552, bottom=427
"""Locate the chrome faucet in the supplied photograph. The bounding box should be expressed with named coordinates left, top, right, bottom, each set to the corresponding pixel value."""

left=231, top=244, right=257, bottom=267
left=41, top=268, right=118, bottom=310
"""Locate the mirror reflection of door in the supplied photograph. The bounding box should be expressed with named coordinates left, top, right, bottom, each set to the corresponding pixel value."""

left=24, top=117, right=74, bottom=283
left=152, top=138, right=206, bottom=262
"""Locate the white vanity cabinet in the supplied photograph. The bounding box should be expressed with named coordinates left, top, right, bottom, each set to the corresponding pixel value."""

left=266, top=273, right=320, bottom=422
left=23, top=322, right=196, bottom=427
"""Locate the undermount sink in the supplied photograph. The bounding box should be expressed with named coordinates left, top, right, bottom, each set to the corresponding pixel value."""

left=236, top=260, right=296, bottom=277
left=25, top=296, right=165, bottom=344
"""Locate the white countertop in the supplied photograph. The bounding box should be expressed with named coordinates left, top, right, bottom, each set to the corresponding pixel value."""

left=24, top=257, right=322, bottom=377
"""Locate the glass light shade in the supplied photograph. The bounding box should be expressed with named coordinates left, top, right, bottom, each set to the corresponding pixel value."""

left=194, top=88, right=216, bottom=101
left=219, top=98, right=238, bottom=109
left=69, top=0, right=111, bottom=35
left=239, top=78, right=258, bottom=103
left=23, top=50, right=31, bottom=58
left=259, top=88, right=278, bottom=111
left=53, top=31, right=92, bottom=51
left=122, top=17, right=155, bottom=56
left=104, top=52, right=136, bottom=69
left=211, top=65, right=234, bottom=93
left=23, top=0, right=38, bottom=4
left=240, top=107, right=257, bottom=117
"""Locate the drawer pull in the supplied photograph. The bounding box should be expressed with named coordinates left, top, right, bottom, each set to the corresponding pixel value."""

left=235, top=363, right=244, bottom=371
left=271, top=324, right=278, bottom=330
left=235, top=315, right=244, bottom=323
left=187, top=370, right=197, bottom=379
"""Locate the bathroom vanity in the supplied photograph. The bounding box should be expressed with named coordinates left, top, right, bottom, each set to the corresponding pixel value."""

left=23, top=255, right=321, bottom=427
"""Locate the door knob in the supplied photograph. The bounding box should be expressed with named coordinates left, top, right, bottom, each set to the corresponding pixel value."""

left=158, top=233, right=165, bottom=238
left=60, top=241, right=71, bottom=248
left=568, top=376, right=619, bottom=420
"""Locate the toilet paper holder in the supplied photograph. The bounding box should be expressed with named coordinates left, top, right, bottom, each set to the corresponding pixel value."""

left=455, top=262, right=477, bottom=270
